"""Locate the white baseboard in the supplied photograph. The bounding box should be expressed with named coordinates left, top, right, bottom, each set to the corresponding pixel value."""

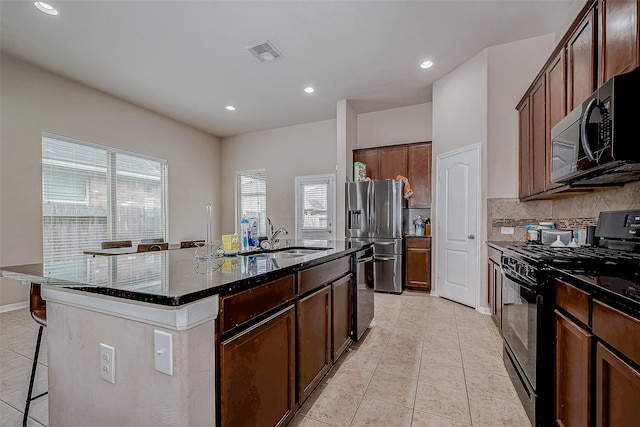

left=477, top=306, right=492, bottom=315
left=0, top=301, right=29, bottom=313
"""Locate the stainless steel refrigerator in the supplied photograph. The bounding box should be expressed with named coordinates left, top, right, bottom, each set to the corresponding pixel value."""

left=346, top=179, right=404, bottom=294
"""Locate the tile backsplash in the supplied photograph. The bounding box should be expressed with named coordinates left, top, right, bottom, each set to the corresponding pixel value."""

left=487, top=181, right=640, bottom=242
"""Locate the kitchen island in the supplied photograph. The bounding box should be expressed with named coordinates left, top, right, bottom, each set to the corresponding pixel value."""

left=0, top=240, right=368, bottom=426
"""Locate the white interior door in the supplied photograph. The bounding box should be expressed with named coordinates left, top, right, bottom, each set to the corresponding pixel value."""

left=295, top=174, right=335, bottom=241
left=435, top=144, right=481, bottom=308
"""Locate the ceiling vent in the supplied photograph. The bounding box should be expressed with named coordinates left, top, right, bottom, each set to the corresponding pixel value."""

left=246, top=40, right=282, bottom=64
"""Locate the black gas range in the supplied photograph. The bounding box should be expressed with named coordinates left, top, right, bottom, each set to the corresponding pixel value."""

left=500, top=209, right=640, bottom=427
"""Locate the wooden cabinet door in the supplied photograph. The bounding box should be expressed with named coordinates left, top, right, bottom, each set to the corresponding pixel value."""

left=488, top=261, right=495, bottom=319
left=518, top=98, right=532, bottom=198
left=405, top=238, right=431, bottom=292
left=220, top=305, right=296, bottom=427
left=530, top=77, right=547, bottom=195
left=489, top=261, right=502, bottom=330
left=331, top=274, right=353, bottom=363
left=546, top=50, right=566, bottom=191
left=408, top=143, right=432, bottom=208
left=353, top=149, right=380, bottom=180
left=595, top=342, right=640, bottom=427
left=378, top=146, right=408, bottom=180
left=555, top=310, right=592, bottom=427
left=493, top=262, right=502, bottom=330
left=567, top=7, right=597, bottom=111
left=297, top=285, right=332, bottom=404
left=598, top=0, right=640, bottom=85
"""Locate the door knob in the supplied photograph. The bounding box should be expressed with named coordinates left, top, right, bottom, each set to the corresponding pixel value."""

left=468, top=234, right=475, bottom=239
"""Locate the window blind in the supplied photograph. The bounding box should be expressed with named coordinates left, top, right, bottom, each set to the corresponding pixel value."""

left=295, top=174, right=335, bottom=239
left=236, top=169, right=267, bottom=236
left=298, top=181, right=328, bottom=229
left=42, top=135, right=168, bottom=262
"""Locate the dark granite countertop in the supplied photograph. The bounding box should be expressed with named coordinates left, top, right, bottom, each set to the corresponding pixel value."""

left=487, top=241, right=519, bottom=250
left=404, top=234, right=432, bottom=239
left=0, top=240, right=368, bottom=307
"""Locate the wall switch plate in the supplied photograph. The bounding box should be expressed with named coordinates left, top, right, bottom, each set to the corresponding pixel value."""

left=501, top=227, right=515, bottom=235
left=154, top=330, right=173, bottom=376
left=99, top=343, right=115, bottom=383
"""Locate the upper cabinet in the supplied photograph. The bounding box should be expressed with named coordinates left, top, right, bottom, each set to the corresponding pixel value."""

left=567, top=7, right=597, bottom=112
left=517, top=0, right=638, bottom=200
left=598, top=0, right=640, bottom=85
left=353, top=141, right=432, bottom=207
left=353, top=149, right=380, bottom=181
left=407, top=143, right=432, bottom=207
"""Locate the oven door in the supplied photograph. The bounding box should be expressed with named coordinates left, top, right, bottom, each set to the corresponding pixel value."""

left=502, top=270, right=539, bottom=389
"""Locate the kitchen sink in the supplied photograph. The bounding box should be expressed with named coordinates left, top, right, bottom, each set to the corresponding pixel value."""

left=239, top=247, right=329, bottom=258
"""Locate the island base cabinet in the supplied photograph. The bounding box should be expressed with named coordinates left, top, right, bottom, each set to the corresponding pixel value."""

left=297, top=286, right=332, bottom=404
left=220, top=305, right=296, bottom=427
left=595, top=342, right=640, bottom=427
left=332, top=274, right=353, bottom=362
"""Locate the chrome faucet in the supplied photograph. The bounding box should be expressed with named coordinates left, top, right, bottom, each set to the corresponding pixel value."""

left=266, top=217, right=288, bottom=248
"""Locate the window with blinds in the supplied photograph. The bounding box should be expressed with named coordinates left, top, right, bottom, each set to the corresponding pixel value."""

left=42, top=135, right=168, bottom=262
left=236, top=169, right=267, bottom=236
left=295, top=174, right=335, bottom=240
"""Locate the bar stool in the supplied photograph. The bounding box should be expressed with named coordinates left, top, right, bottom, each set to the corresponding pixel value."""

left=24, top=283, right=47, bottom=427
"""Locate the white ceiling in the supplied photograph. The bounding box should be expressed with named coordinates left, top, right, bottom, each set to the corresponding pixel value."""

left=0, top=0, right=585, bottom=138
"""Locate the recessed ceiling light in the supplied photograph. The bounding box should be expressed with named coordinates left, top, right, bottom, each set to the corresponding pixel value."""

left=304, top=87, right=315, bottom=94
left=420, top=61, right=434, bottom=69
left=34, top=2, right=58, bottom=15
left=225, top=106, right=236, bottom=111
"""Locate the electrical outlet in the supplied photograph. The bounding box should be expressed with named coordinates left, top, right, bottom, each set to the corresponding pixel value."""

left=501, top=227, right=515, bottom=235
left=100, top=343, right=115, bottom=383
left=154, top=330, right=173, bottom=376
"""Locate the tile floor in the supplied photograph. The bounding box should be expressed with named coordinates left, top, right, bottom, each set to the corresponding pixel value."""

left=292, top=292, right=531, bottom=427
left=0, top=291, right=530, bottom=427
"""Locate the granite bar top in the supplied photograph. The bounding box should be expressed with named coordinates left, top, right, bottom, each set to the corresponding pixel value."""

left=0, top=240, right=368, bottom=307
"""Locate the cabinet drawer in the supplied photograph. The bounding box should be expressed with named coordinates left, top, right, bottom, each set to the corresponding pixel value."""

left=220, top=275, right=295, bottom=334
left=593, top=300, right=640, bottom=366
left=406, top=237, right=431, bottom=249
left=298, top=256, right=351, bottom=295
left=555, top=279, right=590, bottom=327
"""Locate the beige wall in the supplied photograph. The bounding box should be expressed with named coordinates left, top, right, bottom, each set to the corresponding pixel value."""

left=219, top=119, right=337, bottom=237
left=487, top=33, right=556, bottom=198
left=0, top=54, right=221, bottom=306
left=356, top=103, right=433, bottom=148
left=431, top=34, right=555, bottom=310
left=337, top=100, right=358, bottom=238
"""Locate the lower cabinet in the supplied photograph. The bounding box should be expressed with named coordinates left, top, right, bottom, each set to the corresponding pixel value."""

left=297, top=285, right=332, bottom=403
left=595, top=342, right=640, bottom=426
left=405, top=237, right=431, bottom=291
left=555, top=310, right=592, bottom=427
left=332, top=274, right=353, bottom=362
left=220, top=305, right=296, bottom=427
left=487, top=246, right=502, bottom=329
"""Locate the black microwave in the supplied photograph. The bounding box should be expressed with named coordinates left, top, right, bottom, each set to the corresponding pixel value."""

left=550, top=67, right=640, bottom=187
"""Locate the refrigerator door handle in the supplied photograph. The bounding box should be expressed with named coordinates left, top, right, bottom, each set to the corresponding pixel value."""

left=375, top=241, right=396, bottom=245
left=374, top=255, right=397, bottom=261
left=367, top=182, right=375, bottom=235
